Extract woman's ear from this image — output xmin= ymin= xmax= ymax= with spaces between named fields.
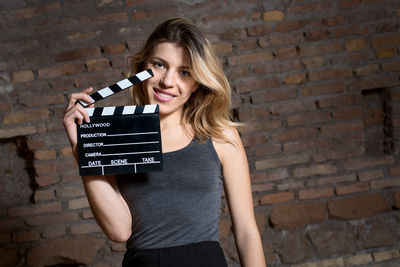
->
xmin=191 ymin=82 xmax=199 ymax=93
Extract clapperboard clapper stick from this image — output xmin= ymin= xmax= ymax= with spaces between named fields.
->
xmin=76 ymin=69 xmax=163 ymax=176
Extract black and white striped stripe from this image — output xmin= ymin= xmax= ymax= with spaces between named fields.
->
xmin=85 ymin=104 xmax=159 ymax=117
xmin=78 ymin=69 xmax=154 ymax=107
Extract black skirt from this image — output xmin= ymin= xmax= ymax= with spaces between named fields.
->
xmin=122 ymin=241 xmax=228 ymax=267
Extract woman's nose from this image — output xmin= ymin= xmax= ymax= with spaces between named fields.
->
xmin=160 ymin=70 xmax=174 ymax=88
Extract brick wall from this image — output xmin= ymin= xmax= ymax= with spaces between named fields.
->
xmin=1 ymin=0 xmax=400 ymax=266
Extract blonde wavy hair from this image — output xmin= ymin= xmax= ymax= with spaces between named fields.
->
xmin=129 ymin=17 xmax=239 ymax=143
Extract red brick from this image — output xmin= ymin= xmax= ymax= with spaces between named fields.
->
xmin=255 ymin=154 xmax=311 ymax=170
xmin=293 ymin=164 xmax=337 ymax=178
xmin=343 ymin=156 xmax=394 ymax=173
xmin=313 ymin=145 xmax=365 ymax=162
xmin=317 ymin=94 xmax=362 ymax=108
xmin=328 ymin=193 xmax=390 ymax=219
xmin=38 ymin=63 xmax=85 ymax=79
xmin=331 ymin=107 xmax=362 ymax=121
xmin=354 ymin=64 xmax=380 ymax=77
xmin=306 ymin=174 xmax=357 ymax=187
xmin=70 ymin=222 xmax=102 ymax=235
xmin=377 ymin=22 xmax=397 ymax=33
xmin=382 ymin=61 xmax=400 ymax=72
xmin=289 ymin=2 xmax=332 ymax=13
xmin=35 ymin=162 xmax=56 ymax=175
xmin=55 ymin=47 xmax=101 ymax=62
xmin=339 ymin=0 xmax=360 ymax=9
xmin=11 ymin=3 xmax=60 ymax=19
xmin=377 ymin=47 xmax=398 ymax=58
xmin=12 ymin=230 xmax=40 ymax=242
xmin=56 ymin=185 xmax=85 ymax=198
xmin=319 ymin=121 xmax=364 ymax=137
xmin=299 ymin=42 xmax=342 ymax=57
xmin=270 ymin=202 xmax=326 ymax=230
xmin=270 ymin=99 xmax=317 ymax=115
xmin=254 ymin=60 xmax=301 ymax=75
xmin=390 ymin=166 xmax=400 ymax=176
xmin=371 ymin=33 xmax=400 ymax=48
xmin=40 ymin=225 xmax=66 ymax=239
xmin=301 ymin=81 xmax=345 ymax=96
xmin=309 ymin=68 xmax=353 ymax=81
xmin=336 ymin=182 xmax=369 ymax=195
xmin=276 ymin=47 xmax=297 ymax=59
xmin=103 ymin=43 xmax=126 ymax=55
xmin=68 ymin=197 xmax=89 ymax=210
xmin=34 ymin=149 xmax=57 ymax=161
xmin=34 ymin=189 xmax=55 ymax=202
xmin=277 ymin=181 xmax=304 ymax=191
xmin=260 ymin=192 xmax=294 ymax=205
xmin=358 ymin=169 xmax=384 ymax=181
xmin=0 ymin=219 xmax=25 ymax=230
xmin=74 ymin=69 xmax=123 ymax=88
xmin=251 ymin=87 xmax=297 ymax=104
xmin=67 ymin=30 xmax=102 ymax=41
xmin=11 ymin=70 xmax=34 ymax=83
xmin=273 ymin=127 xmax=317 ymax=142
xmin=229 ymin=51 xmax=273 ymax=65
xmin=284 ymin=73 xmax=306 ymax=85
xmin=269 ymin=32 xmax=304 ymax=47
xmin=239 ymin=120 xmax=282 ymax=135
xmin=20 ymin=93 xmax=65 ymax=107
xmin=86 ymin=58 xmax=109 ymax=72
xmin=0 ymin=126 xmax=37 ymax=139
xmin=8 ymin=202 xmax=62 ymax=217
xmin=287 ymin=111 xmax=330 ymax=127
xmin=237 ymin=77 xmax=281 ymax=93
xmin=227 ymin=66 xmax=251 ymax=80
xmin=82 ymin=209 xmax=94 ymax=219
xmin=284 ymin=139 xmax=333 ymax=153
xmin=323 ymin=15 xmax=346 ymax=26
xmin=345 ymin=38 xmax=367 ymax=52
xmin=247 ymin=25 xmax=271 ymax=36
xmin=3 ymin=109 xmax=49 ymax=125
xmin=203 ymin=10 xmax=247 ymax=24
xmin=371 ymin=177 xmax=400 ymax=189
xmin=330 ymin=25 xmax=369 ymax=38
xmin=82 ymin=12 xmax=129 ymax=26
xmin=36 ymin=174 xmax=59 ymax=187
xmin=275 ymin=21 xmax=299 ymax=33
xmin=0 ymin=233 xmax=11 ymax=244
xmin=242 ymin=134 xmax=267 ymax=147
xmin=26 ymin=212 xmax=79 ymax=226
xmin=219 ymin=219 xmax=231 ymax=239
xmin=299 ymin=187 xmax=335 ymax=200
xmin=302 ymin=57 xmax=326 ymax=69
xmin=251 ymin=169 xmax=289 ymax=183
xmin=214 ymin=43 xmax=233 ymax=55
xmin=304 ymin=29 xmax=328 ymax=42
xmin=264 ymin=10 xmax=285 ymax=21
xmin=348 ymin=75 xmax=400 ymax=91
xmin=252 ymin=183 xmax=274 ymax=192
xmin=218 ymin=28 xmax=247 ymax=41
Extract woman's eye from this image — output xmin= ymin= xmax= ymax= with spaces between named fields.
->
xmin=153 ymin=62 xmax=164 ymax=69
xmin=180 ymin=70 xmax=190 ymax=77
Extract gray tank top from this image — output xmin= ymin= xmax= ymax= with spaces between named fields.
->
xmin=118 ymin=138 xmax=223 ymax=250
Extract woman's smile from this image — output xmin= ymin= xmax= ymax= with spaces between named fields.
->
xmin=153 ymin=88 xmax=175 ymax=102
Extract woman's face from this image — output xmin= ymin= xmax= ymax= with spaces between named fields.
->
xmin=143 ymin=42 xmax=198 ymax=119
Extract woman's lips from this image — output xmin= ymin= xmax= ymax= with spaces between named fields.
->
xmin=153 ymin=88 xmax=175 ymax=102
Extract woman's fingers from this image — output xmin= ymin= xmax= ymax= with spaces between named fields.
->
xmin=66 ymin=88 xmax=94 ymax=110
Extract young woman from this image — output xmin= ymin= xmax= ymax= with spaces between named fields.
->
xmin=63 ymin=18 xmax=265 ymax=267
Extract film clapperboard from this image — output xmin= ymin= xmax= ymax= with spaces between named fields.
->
xmin=76 ymin=69 xmax=163 ymax=176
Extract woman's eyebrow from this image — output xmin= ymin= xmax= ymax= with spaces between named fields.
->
xmin=150 ymin=56 xmax=190 ymax=69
